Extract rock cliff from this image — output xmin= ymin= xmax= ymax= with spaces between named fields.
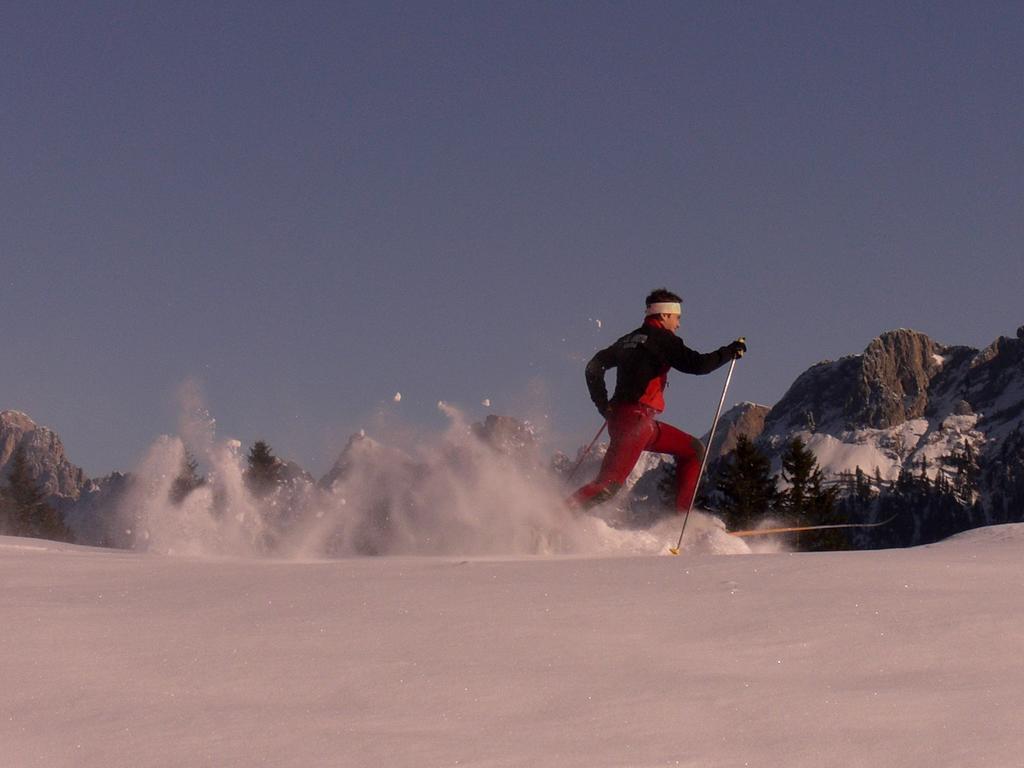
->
xmin=0 ymin=410 xmax=87 ymax=500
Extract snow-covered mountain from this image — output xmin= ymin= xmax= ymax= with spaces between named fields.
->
xmin=713 ymin=327 xmax=1024 ymax=524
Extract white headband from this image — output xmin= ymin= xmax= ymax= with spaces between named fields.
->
xmin=645 ymin=301 xmax=681 ymax=316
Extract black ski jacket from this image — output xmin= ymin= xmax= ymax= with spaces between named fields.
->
xmin=585 ymin=323 xmax=735 ymax=414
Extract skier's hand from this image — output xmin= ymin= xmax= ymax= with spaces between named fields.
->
xmin=597 ymin=402 xmax=612 ymax=418
xmin=728 ymin=338 xmax=747 ymax=359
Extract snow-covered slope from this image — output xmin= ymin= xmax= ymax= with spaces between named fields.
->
xmin=3 ymin=527 xmax=1023 ymax=768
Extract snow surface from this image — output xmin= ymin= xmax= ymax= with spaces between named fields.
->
xmin=4 ymin=526 xmax=1024 ymax=768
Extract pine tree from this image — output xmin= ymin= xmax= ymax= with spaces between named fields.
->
xmin=245 ymin=440 xmax=281 ymax=499
xmin=835 ymin=466 xmax=880 ymax=548
xmin=854 ymin=466 xmax=874 ymax=509
xmin=1 ymin=445 xmax=73 ymax=542
xmin=0 ymin=483 xmax=15 ymax=535
xmin=778 ymin=437 xmax=843 ymax=550
xmin=952 ymin=441 xmax=980 ymax=505
xmin=814 ymin=471 xmax=840 ymax=516
xmin=778 ymin=437 xmax=818 ymax=522
xmin=715 ymin=435 xmax=777 ymax=531
xmin=169 ymin=450 xmax=205 ymax=505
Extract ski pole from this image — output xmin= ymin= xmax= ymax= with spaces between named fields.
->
xmin=669 ymin=351 xmax=740 ymax=555
xmin=567 ymin=421 xmax=607 ymax=480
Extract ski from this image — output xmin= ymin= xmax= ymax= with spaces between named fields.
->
xmin=727 ymin=513 xmax=898 ymax=538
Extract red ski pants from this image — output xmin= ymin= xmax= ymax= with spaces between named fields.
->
xmin=571 ymin=403 xmax=705 ymax=512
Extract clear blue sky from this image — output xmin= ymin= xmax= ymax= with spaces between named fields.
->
xmin=3 ymin=1 xmax=1022 ymax=477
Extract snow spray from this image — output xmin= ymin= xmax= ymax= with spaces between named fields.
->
xmin=113 ymin=396 xmax=749 ymax=558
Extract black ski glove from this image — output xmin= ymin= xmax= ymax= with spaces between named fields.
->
xmin=727 ymin=338 xmax=747 ymax=359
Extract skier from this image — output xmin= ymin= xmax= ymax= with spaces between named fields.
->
xmin=569 ymin=288 xmax=746 ymax=513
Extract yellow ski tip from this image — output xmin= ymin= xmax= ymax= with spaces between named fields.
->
xmin=668 ymin=547 xmax=680 ymax=556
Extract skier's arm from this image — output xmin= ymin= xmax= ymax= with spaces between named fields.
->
xmin=667 ymin=337 xmax=746 ymax=375
xmin=584 ymin=347 xmax=618 ymax=415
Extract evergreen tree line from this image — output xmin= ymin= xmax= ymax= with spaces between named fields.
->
xmin=981 ymin=424 xmax=1024 ymax=526
xmin=167 ymin=439 xmax=293 ymax=551
xmin=0 ymin=445 xmax=74 ymax=542
xmin=836 ymin=443 xmax=986 ymax=548
xmin=709 ymin=435 xmax=992 ymax=550
xmin=0 ymin=439 xmax=285 ymax=546
xmin=5 ymin=430 xmax=1017 ymax=551
xmin=711 ymin=436 xmax=842 ymax=551
xmin=169 ymin=439 xmax=286 ymax=505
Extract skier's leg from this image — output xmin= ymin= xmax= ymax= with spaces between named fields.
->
xmin=648 ymin=421 xmax=705 ymax=512
xmin=570 ymin=406 xmax=655 ymax=509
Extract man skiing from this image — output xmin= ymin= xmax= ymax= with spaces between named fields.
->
xmin=570 ymin=288 xmax=746 ymax=513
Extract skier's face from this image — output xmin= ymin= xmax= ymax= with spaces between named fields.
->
xmin=661 ymin=313 xmax=681 ymax=333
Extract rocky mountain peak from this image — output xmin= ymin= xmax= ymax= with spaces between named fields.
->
xmin=0 ymin=409 xmax=35 ymax=435
xmin=1 ymin=410 xmax=87 ymax=500
xmin=1 ymin=410 xmax=39 ymax=467
xmin=763 ymin=329 xmax=956 ymax=436
xmin=471 ymin=415 xmax=537 ymax=458
xmin=705 ymin=402 xmax=771 ymax=458
xmin=854 ymin=328 xmax=943 ymax=429
xmin=961 ymin=331 xmax=1024 ymax=427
